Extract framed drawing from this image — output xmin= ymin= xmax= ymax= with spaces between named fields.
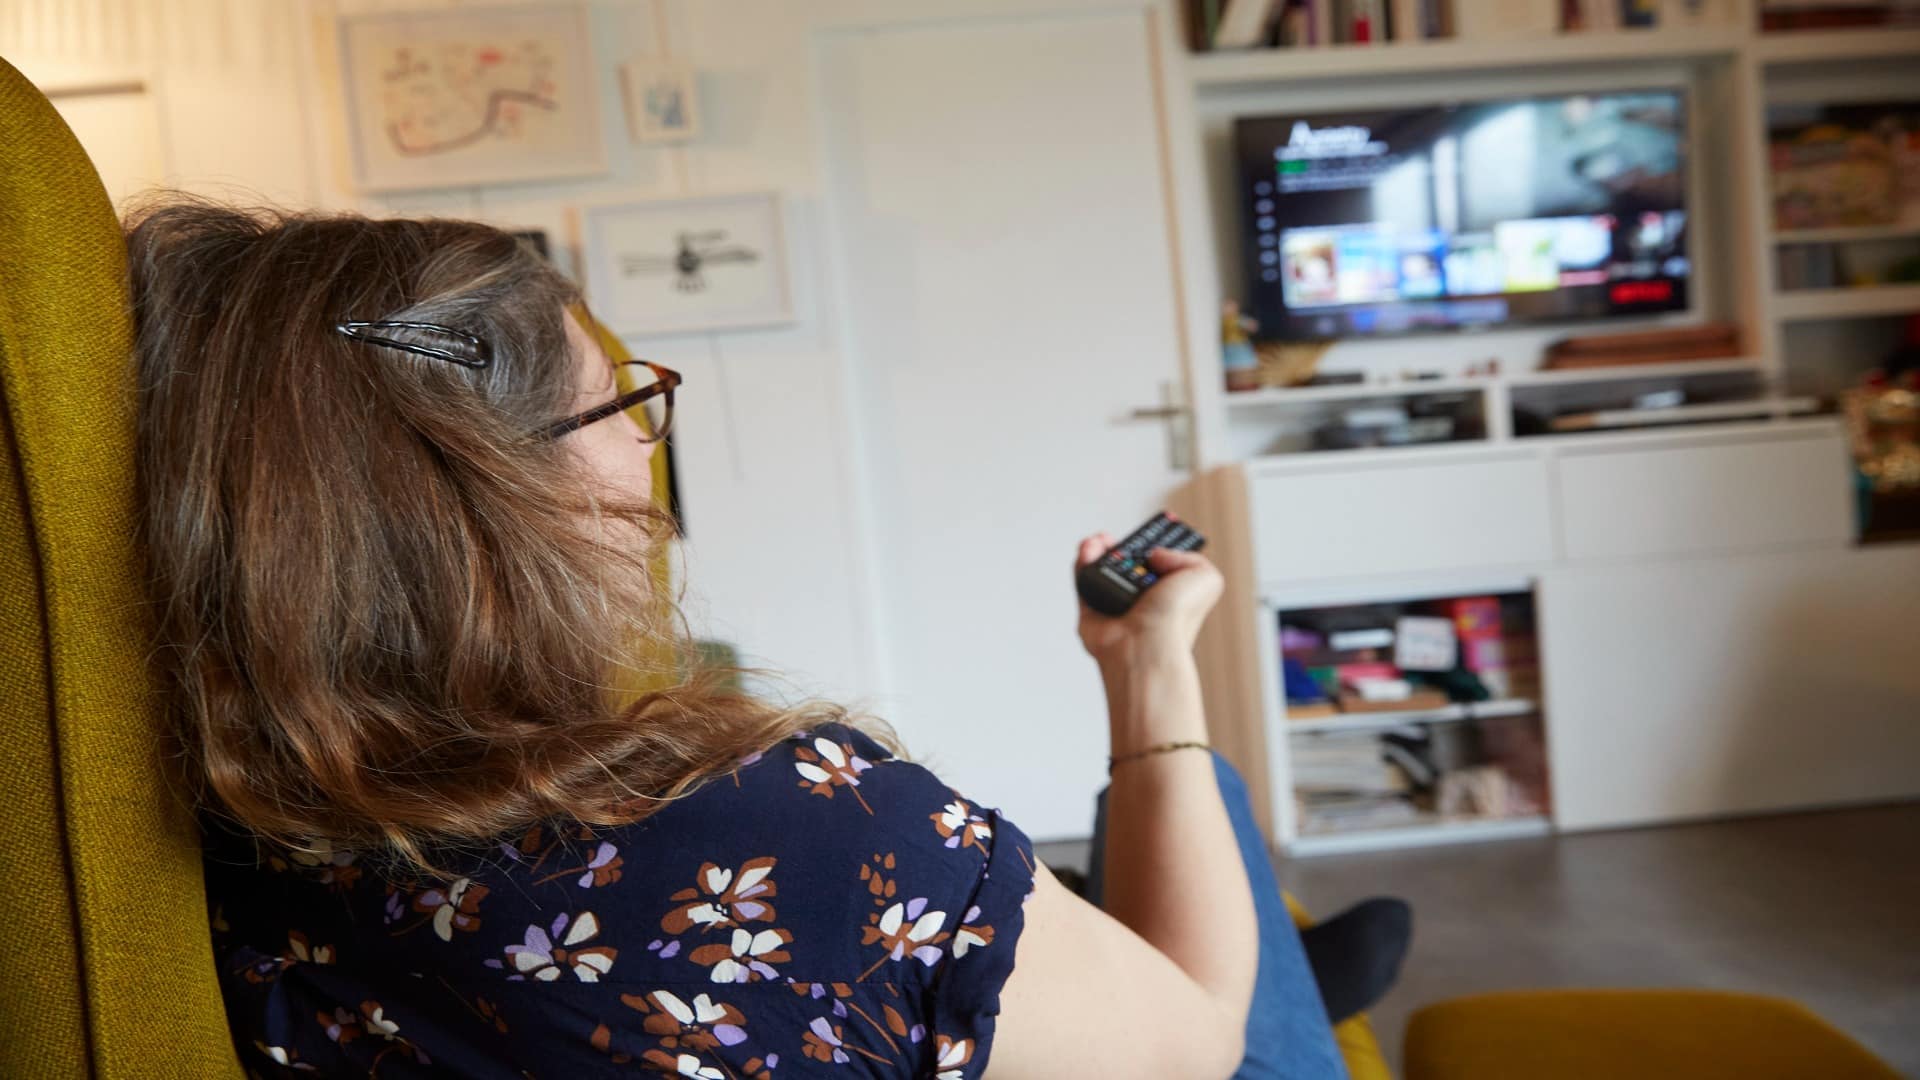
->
xmin=581 ymin=193 xmax=794 ymax=337
xmin=335 ymin=4 xmax=607 ymax=192
xmin=620 ymin=58 xmax=700 ymax=143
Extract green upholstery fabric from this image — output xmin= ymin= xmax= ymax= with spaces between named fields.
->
xmin=1405 ymin=990 xmax=1901 ymax=1080
xmin=0 ymin=57 xmax=243 ymax=1078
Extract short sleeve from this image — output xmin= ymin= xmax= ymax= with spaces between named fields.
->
xmin=793 ymin=724 xmax=1038 ymax=1079
xmin=919 ymin=791 xmax=1037 ymax=1079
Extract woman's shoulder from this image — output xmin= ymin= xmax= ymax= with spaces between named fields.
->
xmin=203 ymin=722 xmax=1039 ymax=1079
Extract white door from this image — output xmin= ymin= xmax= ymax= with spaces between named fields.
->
xmin=817 ymin=8 xmax=1194 ymax=839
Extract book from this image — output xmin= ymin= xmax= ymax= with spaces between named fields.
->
xmin=1391 ymin=0 xmax=1426 ymax=38
xmin=1214 ymin=0 xmax=1286 ymax=46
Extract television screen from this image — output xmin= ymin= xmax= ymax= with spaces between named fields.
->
xmin=1237 ymin=89 xmax=1691 ymax=341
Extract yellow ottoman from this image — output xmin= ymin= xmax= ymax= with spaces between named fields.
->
xmin=1405 ymin=990 xmax=1900 ymax=1080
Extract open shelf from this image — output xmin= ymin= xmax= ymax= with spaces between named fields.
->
xmin=1225 ymin=378 xmax=1486 ymax=408
xmin=1501 ymin=357 xmax=1762 ymax=386
xmin=1775 ymin=284 xmax=1920 ymax=322
xmin=1227 ymin=359 xmax=1764 ymax=410
xmin=1286 ymin=697 xmax=1537 ymax=735
xmin=1291 ymin=813 xmax=1550 ymax=855
xmin=1775 ymin=223 xmax=1920 ymax=246
xmin=1187 ymin=27 xmax=1744 ymax=87
xmin=1753 ymin=27 xmax=1920 ymax=64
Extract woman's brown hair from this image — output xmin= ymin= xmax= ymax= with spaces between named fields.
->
xmin=127 ymin=199 xmax=869 ymax=871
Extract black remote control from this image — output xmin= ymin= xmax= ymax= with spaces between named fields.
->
xmin=1075 ymin=512 xmax=1207 ymax=617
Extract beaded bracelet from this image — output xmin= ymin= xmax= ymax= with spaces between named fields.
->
xmin=1108 ymin=740 xmax=1212 ymax=774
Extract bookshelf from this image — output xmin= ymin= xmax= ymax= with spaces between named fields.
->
xmin=1167 ymin=17 xmax=1920 ymax=853
xmin=1285 ymin=696 xmax=1538 ymax=735
xmin=1775 ymin=284 xmax=1920 ymax=323
xmin=1186 ymin=26 xmax=1745 ymax=86
xmin=1752 ymin=26 xmax=1920 ymax=63
xmin=1291 ymin=814 xmax=1551 ymax=855
xmin=1774 ymin=224 xmax=1920 ymax=246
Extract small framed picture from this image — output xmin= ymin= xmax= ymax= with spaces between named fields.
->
xmin=620 ymin=59 xmax=700 ymax=143
xmin=335 ymin=3 xmax=607 ymax=192
xmin=581 ymin=192 xmax=793 ymax=338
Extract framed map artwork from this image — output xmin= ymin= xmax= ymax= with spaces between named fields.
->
xmin=336 ymin=4 xmax=607 ymax=192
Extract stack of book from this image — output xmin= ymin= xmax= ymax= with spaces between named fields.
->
xmin=1291 ymin=732 xmax=1421 ymax=832
xmin=1184 ymin=0 xmax=1738 ymax=51
xmin=1760 ymin=0 xmax=1920 ymax=31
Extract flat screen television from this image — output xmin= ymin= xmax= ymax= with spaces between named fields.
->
xmin=1236 ymin=89 xmax=1691 ymax=342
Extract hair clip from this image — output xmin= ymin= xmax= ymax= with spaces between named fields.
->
xmin=335 ymin=319 xmax=493 ymax=369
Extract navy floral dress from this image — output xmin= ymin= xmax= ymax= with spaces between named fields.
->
xmin=204 ymin=723 xmax=1036 ymax=1078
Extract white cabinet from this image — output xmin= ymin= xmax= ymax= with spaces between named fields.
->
xmin=1246 ymin=449 xmax=1554 ymax=586
xmin=1555 ymin=428 xmax=1854 ymax=562
xmin=1541 ymin=545 xmax=1920 ymax=831
xmin=1194 ymin=421 xmax=1920 ymax=853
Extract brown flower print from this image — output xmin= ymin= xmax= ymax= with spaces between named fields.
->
xmin=359 ymin=1000 xmax=432 ymax=1070
xmin=793 ymin=735 xmax=875 ymax=813
xmin=931 ymin=799 xmax=993 ymax=853
xmin=801 ymin=1015 xmax=891 ymax=1066
xmin=859 ymin=852 xmax=899 ymax=908
xmin=640 ymin=1049 xmax=726 ymax=1077
xmin=438 ymin=977 xmax=510 ymax=1036
xmin=791 ymin=981 xmax=912 ymax=1057
xmin=662 ymin=857 xmax=778 ymax=935
xmin=620 ymin=990 xmax=750 ymax=1052
xmin=952 ymin=904 xmax=996 ymax=959
xmin=252 ymin=1042 xmax=318 ymax=1072
xmin=688 ymin=927 xmax=792 ymax=984
xmin=319 ymin=1006 xmax=362 ymax=1045
xmin=934 ymin=1033 xmax=975 ymax=1079
xmin=496 ymin=911 xmax=619 ymax=981
xmin=396 ymin=876 xmax=488 ymax=941
xmin=858 ymin=895 xmax=951 ymax=981
xmin=534 ymin=839 xmax=624 ymax=889
xmin=286 ymin=930 xmax=334 ymax=965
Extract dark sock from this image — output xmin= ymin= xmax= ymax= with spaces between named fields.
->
xmin=1298 ymin=896 xmax=1412 ymax=1023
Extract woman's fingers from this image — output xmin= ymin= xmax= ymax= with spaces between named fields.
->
xmin=1144 ymin=547 xmax=1207 ymax=573
xmin=1075 ymin=533 xmax=1119 ymax=570
xmin=1076 ymin=535 xmax=1106 ymax=570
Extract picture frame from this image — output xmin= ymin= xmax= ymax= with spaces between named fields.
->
xmin=580 ymin=192 xmax=794 ymax=337
xmin=335 ymin=3 xmax=607 ymax=192
xmin=620 ymin=58 xmax=701 ymax=144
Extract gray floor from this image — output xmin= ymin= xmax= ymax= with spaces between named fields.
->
xmin=1036 ymin=802 xmax=1920 ymax=1077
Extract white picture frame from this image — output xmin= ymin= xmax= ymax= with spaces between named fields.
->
xmin=581 ymin=193 xmax=794 ymax=337
xmin=335 ymin=4 xmax=607 ymax=192
xmin=620 ymin=58 xmax=700 ymax=144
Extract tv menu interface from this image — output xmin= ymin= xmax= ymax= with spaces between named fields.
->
xmin=1237 ymin=90 xmax=1690 ymax=341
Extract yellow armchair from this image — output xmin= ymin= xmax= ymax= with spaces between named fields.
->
xmin=0 ymin=56 xmax=242 ymax=1078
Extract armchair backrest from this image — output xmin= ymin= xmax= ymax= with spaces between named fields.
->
xmin=0 ymin=56 xmax=241 ymax=1078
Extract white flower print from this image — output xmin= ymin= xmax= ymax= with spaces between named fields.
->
xmin=691 ymin=927 xmax=792 ymax=983
xmin=935 ymin=1035 xmax=974 ymax=1079
xmin=501 ymin=911 xmax=618 ymax=981
xmin=932 ymin=800 xmax=993 ymax=851
xmin=363 ymin=1004 xmax=401 ymax=1039
xmin=663 ymin=1052 xmax=724 ymax=1079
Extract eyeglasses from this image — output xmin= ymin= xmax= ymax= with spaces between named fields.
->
xmin=540 ymin=359 xmax=681 ymax=443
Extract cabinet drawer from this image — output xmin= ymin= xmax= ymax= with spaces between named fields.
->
xmin=1246 ymin=453 xmax=1553 ymax=584
xmin=1556 ymin=430 xmax=1852 ymax=562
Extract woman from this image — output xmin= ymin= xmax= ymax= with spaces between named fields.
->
xmin=129 ymin=201 xmax=1382 ymax=1079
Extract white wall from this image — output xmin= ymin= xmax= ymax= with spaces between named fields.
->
xmin=6 ymin=0 xmax=1177 ymax=839
xmin=5 ymin=0 xmax=879 ymax=701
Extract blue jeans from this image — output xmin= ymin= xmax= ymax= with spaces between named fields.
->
xmin=1087 ymin=753 xmax=1349 ymax=1080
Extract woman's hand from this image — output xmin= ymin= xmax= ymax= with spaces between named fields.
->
xmin=1075 ymin=533 xmax=1224 ymax=667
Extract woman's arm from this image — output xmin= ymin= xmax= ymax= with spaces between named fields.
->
xmin=990 ymin=541 xmax=1257 ymax=1079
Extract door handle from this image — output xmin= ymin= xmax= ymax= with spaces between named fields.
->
xmin=1127 ymin=382 xmax=1193 ymax=471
